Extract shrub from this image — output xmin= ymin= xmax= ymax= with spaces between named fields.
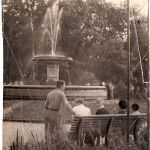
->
xmin=114 ymin=80 xmax=127 ymax=100
xmin=70 ymin=69 xmax=99 ymax=85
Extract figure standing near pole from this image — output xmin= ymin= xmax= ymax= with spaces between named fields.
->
xmin=45 ymin=80 xmax=77 ymax=144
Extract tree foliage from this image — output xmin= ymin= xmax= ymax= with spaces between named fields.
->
xmin=60 ymin=0 xmax=128 ymax=84
xmin=3 ymin=0 xmax=148 ymax=87
xmin=3 ymin=0 xmax=49 ymax=83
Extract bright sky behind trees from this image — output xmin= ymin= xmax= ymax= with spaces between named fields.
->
xmin=106 ymin=0 xmax=148 ymax=16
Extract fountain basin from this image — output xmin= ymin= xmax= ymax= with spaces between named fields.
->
xmin=4 ymin=85 xmax=107 ymax=101
xmin=32 ymin=55 xmax=73 ymax=81
xmin=32 ymin=55 xmax=73 ymax=64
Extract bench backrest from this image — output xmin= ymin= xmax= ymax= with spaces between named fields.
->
xmin=70 ymin=114 xmax=147 ymax=136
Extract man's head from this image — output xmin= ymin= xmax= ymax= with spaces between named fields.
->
xmin=132 ymin=103 xmax=139 ymax=111
xmin=75 ymin=98 xmax=84 ymax=105
xmin=118 ymin=100 xmax=127 ymax=110
xmin=96 ymin=98 xmax=104 ymax=108
xmin=56 ymin=80 xmax=66 ymax=90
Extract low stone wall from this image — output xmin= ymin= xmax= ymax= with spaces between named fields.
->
xmin=4 ymin=85 xmax=107 ymax=101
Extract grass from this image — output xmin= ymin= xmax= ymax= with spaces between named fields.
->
xmin=4 ymin=99 xmax=148 ymax=150
xmin=9 ymin=126 xmax=148 ymax=150
xmin=4 ymin=100 xmax=147 ymax=123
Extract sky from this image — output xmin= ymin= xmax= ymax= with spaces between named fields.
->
xmin=106 ymin=0 xmax=148 ymax=16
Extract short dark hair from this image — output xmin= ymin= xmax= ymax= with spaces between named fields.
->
xmin=75 ymin=98 xmax=84 ymax=104
xmin=56 ymin=80 xmax=65 ymax=88
xmin=132 ymin=103 xmax=139 ymax=111
xmin=119 ymin=100 xmax=127 ymax=109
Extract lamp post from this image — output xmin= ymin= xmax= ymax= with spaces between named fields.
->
xmin=148 ymin=1 xmax=150 ymax=148
xmin=127 ymin=0 xmax=130 ymax=143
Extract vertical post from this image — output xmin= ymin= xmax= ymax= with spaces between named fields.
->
xmin=148 ymin=1 xmax=150 ymax=148
xmin=127 ymin=0 xmax=130 ymax=143
xmin=148 ymin=87 xmax=150 ymax=150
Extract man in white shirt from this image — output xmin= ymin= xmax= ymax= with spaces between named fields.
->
xmin=73 ymin=98 xmax=91 ymax=116
xmin=72 ymin=98 xmax=92 ymax=146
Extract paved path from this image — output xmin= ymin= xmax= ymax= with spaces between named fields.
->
xmin=3 ymin=121 xmax=71 ymax=150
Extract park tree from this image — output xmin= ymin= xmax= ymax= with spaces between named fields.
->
xmin=59 ymin=0 xmax=128 ymax=84
xmin=3 ymin=0 xmax=31 ymax=82
xmin=3 ymin=0 xmax=49 ymax=83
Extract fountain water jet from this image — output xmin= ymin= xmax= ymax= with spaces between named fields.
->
xmin=41 ymin=0 xmax=62 ymax=55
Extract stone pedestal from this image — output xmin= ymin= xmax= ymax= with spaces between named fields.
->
xmin=32 ymin=55 xmax=73 ymax=83
xmin=47 ymin=64 xmax=59 ymax=81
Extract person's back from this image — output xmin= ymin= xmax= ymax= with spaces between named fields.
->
xmin=73 ymin=98 xmax=91 ymax=116
xmin=96 ymin=107 xmax=109 ymax=115
xmin=45 ymin=80 xmax=76 ymax=144
xmin=131 ymin=103 xmax=141 ymax=115
xmin=46 ymin=88 xmax=66 ymax=112
xmin=95 ymin=98 xmax=110 ymax=146
xmin=73 ymin=104 xmax=91 ymax=117
xmin=72 ymin=98 xmax=92 ymax=145
xmin=116 ymin=100 xmax=128 ymax=137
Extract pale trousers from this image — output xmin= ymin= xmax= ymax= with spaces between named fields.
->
xmin=45 ymin=110 xmax=62 ymax=144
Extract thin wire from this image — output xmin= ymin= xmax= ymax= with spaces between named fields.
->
xmin=131 ymin=53 xmax=148 ymax=73
xmin=4 ymin=33 xmax=34 ymax=99
xmin=4 ymin=34 xmax=24 ymax=80
xmin=130 ymin=0 xmax=145 ymax=84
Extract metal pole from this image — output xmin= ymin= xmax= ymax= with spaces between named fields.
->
xmin=148 ymin=0 xmax=150 ymax=148
xmin=127 ymin=0 xmax=130 ymax=143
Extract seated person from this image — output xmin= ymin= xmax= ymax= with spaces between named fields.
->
xmin=117 ymin=100 xmax=127 ymax=114
xmin=96 ymin=98 xmax=109 ymax=114
xmin=94 ymin=98 xmax=110 ymax=146
xmin=116 ymin=100 xmax=129 ymax=137
xmin=131 ymin=103 xmax=141 ymax=115
xmin=71 ymin=98 xmax=92 ymax=145
xmin=73 ymin=98 xmax=91 ymax=116
xmin=131 ymin=103 xmax=146 ymax=145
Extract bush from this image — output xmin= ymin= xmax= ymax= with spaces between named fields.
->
xmin=114 ymin=80 xmax=127 ymax=100
xmin=70 ymin=69 xmax=99 ymax=85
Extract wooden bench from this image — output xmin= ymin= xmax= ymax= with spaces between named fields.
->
xmin=69 ymin=114 xmax=147 ymax=146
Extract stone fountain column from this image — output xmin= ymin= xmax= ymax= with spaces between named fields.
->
xmin=47 ymin=64 xmax=59 ymax=81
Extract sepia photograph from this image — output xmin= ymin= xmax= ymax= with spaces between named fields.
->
xmin=2 ymin=0 xmax=149 ymax=149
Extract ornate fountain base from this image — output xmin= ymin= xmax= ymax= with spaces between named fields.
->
xmin=32 ymin=55 xmax=73 ymax=82
xmin=32 ymin=55 xmax=73 ymax=63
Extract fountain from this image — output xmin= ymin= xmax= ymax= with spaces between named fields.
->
xmin=4 ymin=0 xmax=107 ymax=101
xmin=33 ymin=0 xmax=73 ymax=83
